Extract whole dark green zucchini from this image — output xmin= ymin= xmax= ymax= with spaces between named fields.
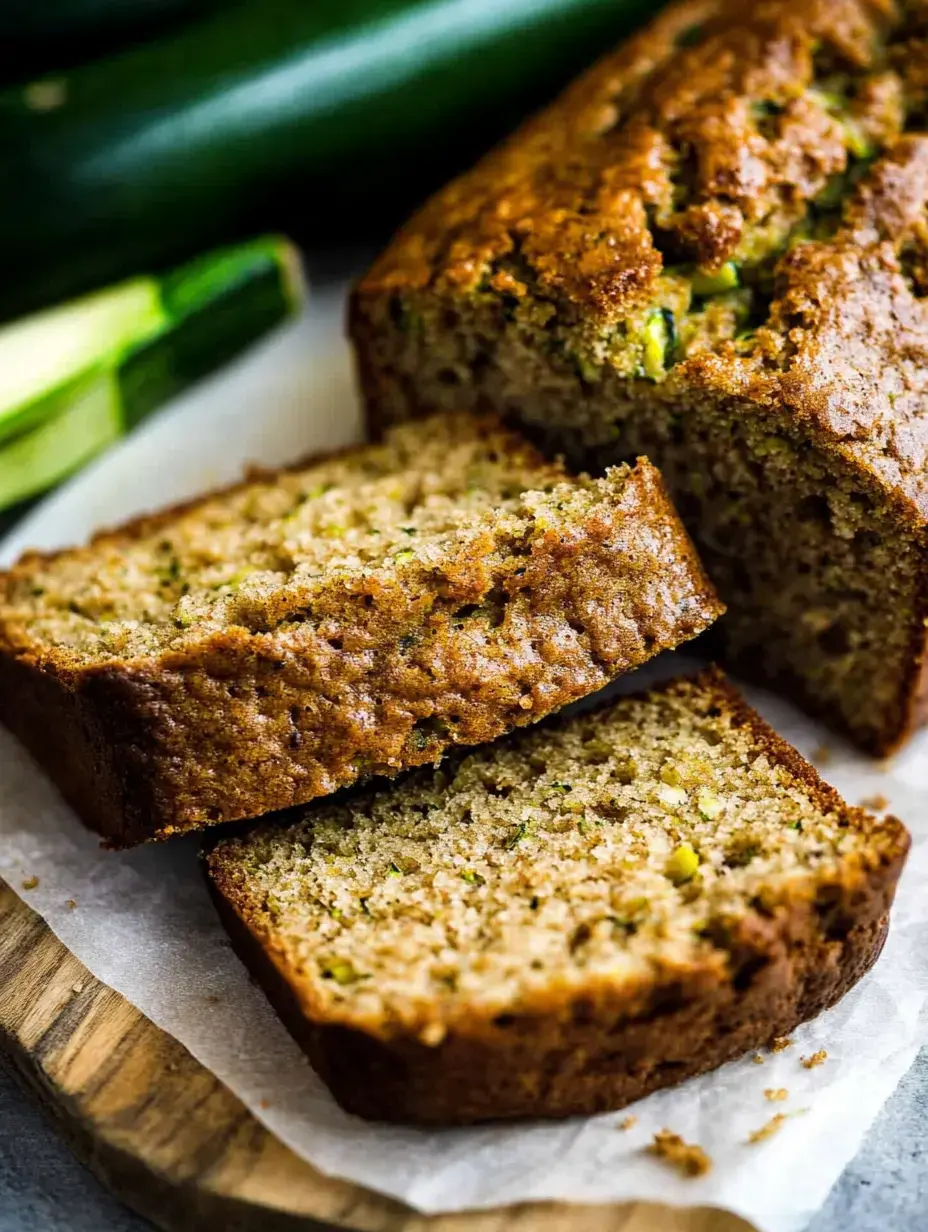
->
xmin=0 ymin=1 xmax=224 ymax=83
xmin=0 ymin=0 xmax=657 ymax=321
xmin=1 ymin=0 xmax=210 ymax=42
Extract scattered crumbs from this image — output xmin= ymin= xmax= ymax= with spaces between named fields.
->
xmin=770 ymin=1036 xmax=793 ymax=1053
xmin=764 ymin=1088 xmax=789 ymax=1102
xmin=204 ymin=994 xmax=221 ymax=1005
xmin=617 ymin=1114 xmax=638 ymax=1131
xmin=71 ymin=981 xmax=84 ymax=994
xmin=258 ymin=1098 xmax=271 ymax=1110
xmin=812 ymin=744 xmax=832 ymax=766
xmin=752 ymin=1053 xmax=765 ymax=1065
xmin=859 ymin=794 xmax=889 ymax=812
xmin=747 ymin=1108 xmax=808 ymax=1145
xmin=646 ymin=1130 xmax=712 ymax=1177
xmin=21 ymin=876 xmax=39 ymax=891
xmin=65 ymin=899 xmax=77 ymax=910
xmin=801 ymin=1050 xmax=827 ymax=1070
xmin=747 ymin=1113 xmax=788 ymax=1145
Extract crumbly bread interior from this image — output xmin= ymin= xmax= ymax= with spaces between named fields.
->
xmin=521 ymin=388 xmax=925 ymax=755
xmin=212 ymin=673 xmax=896 ymax=1034
xmin=3 ymin=414 xmax=612 ymax=664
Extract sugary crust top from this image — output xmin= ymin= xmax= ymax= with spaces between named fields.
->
xmin=359 ymin=0 xmax=928 ymax=521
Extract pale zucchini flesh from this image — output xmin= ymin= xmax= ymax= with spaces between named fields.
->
xmin=0 ymin=280 xmax=165 ymax=446
xmin=0 ymin=236 xmax=305 ymax=514
xmin=0 ymin=370 xmax=122 ymax=510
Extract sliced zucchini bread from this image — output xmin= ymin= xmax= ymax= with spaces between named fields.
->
xmin=352 ymin=0 xmax=928 ymax=755
xmin=208 ymin=669 xmax=908 ymax=1125
xmin=0 ymin=412 xmax=720 ymax=846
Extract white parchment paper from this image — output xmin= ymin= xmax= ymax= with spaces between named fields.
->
xmin=2 ymin=289 xmax=927 ymax=1232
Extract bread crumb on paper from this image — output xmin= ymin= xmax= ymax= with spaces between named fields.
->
xmin=859 ymin=793 xmax=889 ymax=811
xmin=764 ymin=1088 xmax=789 ymax=1102
xmin=747 ymin=1113 xmax=788 ymax=1144
xmin=21 ymin=876 xmax=39 ymax=891
xmin=647 ymin=1130 xmax=712 ymax=1177
xmin=752 ymin=1053 xmax=765 ymax=1065
xmin=617 ymin=1114 xmax=638 ymax=1131
xmin=65 ymin=898 xmax=77 ymax=909
xmin=770 ymin=1036 xmax=793 ymax=1053
xmin=747 ymin=1107 xmax=808 ymax=1144
xmin=801 ymin=1050 xmax=827 ymax=1069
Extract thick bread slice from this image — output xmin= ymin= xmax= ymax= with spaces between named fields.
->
xmin=0 ymin=412 xmax=720 ymax=846
xmin=207 ymin=668 xmax=909 ymax=1125
xmin=352 ymin=0 xmax=928 ymax=756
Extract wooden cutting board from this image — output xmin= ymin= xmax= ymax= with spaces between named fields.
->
xmin=0 ymin=879 xmax=752 ymax=1232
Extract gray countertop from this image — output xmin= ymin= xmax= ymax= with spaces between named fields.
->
xmin=1 ymin=1050 xmax=925 ymax=1232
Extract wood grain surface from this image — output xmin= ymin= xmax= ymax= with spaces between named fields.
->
xmin=0 ymin=880 xmax=753 ymax=1232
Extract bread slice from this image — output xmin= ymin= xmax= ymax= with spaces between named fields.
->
xmin=207 ymin=668 xmax=908 ymax=1125
xmin=0 ymin=412 xmax=720 ymax=846
xmin=351 ymin=0 xmax=928 ymax=755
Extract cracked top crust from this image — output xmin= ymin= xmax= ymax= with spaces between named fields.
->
xmin=358 ymin=0 xmax=928 ymax=522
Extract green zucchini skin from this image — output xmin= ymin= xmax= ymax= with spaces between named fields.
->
xmin=0 ymin=237 xmax=304 ymax=513
xmin=121 ymin=236 xmax=304 ymax=429
xmin=1 ymin=0 xmax=208 ymax=40
xmin=0 ymin=0 xmax=655 ymax=320
xmin=0 ymin=1 xmax=221 ymax=84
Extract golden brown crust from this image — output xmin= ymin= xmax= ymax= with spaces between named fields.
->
xmin=359 ymin=2 xmax=897 ymax=310
xmin=217 ymin=903 xmax=893 ymax=1124
xmin=356 ymin=0 xmax=928 ymax=510
xmin=0 ymin=424 xmax=721 ymax=846
xmin=207 ymin=668 xmax=909 ymax=1124
xmin=914 ymin=656 xmax=928 ymax=728
xmin=359 ymin=1 xmax=894 ymax=314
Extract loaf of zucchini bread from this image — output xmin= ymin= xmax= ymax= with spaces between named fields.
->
xmin=353 ymin=0 xmax=928 ymax=755
xmin=0 ymin=413 xmax=720 ymax=846
xmin=208 ymin=668 xmax=908 ymax=1124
